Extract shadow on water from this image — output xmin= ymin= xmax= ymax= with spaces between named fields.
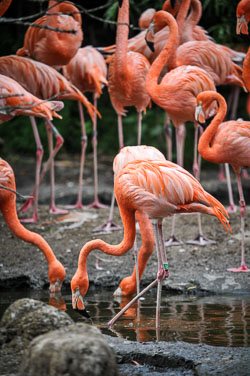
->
xmin=0 ymin=288 xmax=249 ymax=347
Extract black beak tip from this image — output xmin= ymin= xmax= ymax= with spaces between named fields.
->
xmin=118 ymin=0 xmax=123 ymax=8
xmin=146 ymin=40 xmax=155 ymax=53
xmin=74 ymin=308 xmax=90 ymax=318
xmin=170 ymin=0 xmax=176 ymax=9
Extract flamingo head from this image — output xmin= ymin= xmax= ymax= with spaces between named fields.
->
xmin=48 ymin=260 xmax=66 ymax=292
xmin=236 ymin=1 xmax=250 ymax=35
xmin=195 ymin=92 xmax=219 ymax=128
xmin=114 ymin=276 xmax=137 ymax=297
xmin=71 ymin=273 xmax=90 ymax=318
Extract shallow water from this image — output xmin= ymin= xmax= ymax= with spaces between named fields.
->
xmin=0 ymin=288 xmax=250 ymax=347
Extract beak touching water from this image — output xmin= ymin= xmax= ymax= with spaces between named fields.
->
xmin=49 ymin=278 xmax=62 ymax=293
xmin=72 ymin=287 xmax=90 ymax=318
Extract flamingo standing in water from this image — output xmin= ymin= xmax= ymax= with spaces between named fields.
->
xmin=113 ymin=145 xmax=166 ymax=297
xmin=16 ymin=0 xmax=83 ymax=68
xmin=195 ymin=91 xmax=250 ymax=272
xmin=145 ymin=10 xmax=218 ymax=246
xmin=62 ymin=46 xmax=108 ymax=209
xmin=0 ymin=157 xmax=66 ymax=291
xmin=0 ymin=55 xmax=97 ymax=222
xmin=71 ymin=159 xmax=231 ymax=327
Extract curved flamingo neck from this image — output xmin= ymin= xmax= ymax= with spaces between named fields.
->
xmin=198 ymin=93 xmax=227 ymax=162
xmin=0 ymin=198 xmax=56 ymax=264
xmin=187 ymin=0 xmax=202 ymax=28
xmin=76 ymin=204 xmax=136 ymax=290
xmin=146 ymin=11 xmax=179 ymax=91
xmin=115 ymin=0 xmax=129 ymax=77
xmin=175 ymin=0 xmax=191 ymax=40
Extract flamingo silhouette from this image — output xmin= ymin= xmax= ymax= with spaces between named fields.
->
xmin=62 ymin=46 xmax=108 ymax=209
xmin=0 ymin=157 xmax=65 ymax=291
xmin=71 ymin=159 xmax=231 ymax=327
xmin=0 ymin=55 xmax=97 ymax=221
xmin=195 ymin=91 xmax=250 ymax=272
xmin=145 ymin=10 xmax=218 ymax=247
xmin=16 ymin=0 xmax=83 ymax=68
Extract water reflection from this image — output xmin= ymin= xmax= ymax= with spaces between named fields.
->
xmin=0 ymin=289 xmax=249 ymax=347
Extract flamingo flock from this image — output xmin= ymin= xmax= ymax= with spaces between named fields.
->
xmin=0 ymin=0 xmax=249 ymax=329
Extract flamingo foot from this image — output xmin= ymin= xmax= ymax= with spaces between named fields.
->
xmin=227 ymin=264 xmax=250 ymax=272
xmin=63 ymin=202 xmax=87 ymax=210
xmin=226 ymin=204 xmax=237 ymax=214
xmin=49 ymin=206 xmax=68 ymax=215
xmin=92 ymin=220 xmax=121 ymax=234
xmin=87 ymin=199 xmax=108 ymax=209
xmin=20 ymin=214 xmax=39 ymax=223
xmin=186 ymin=234 xmax=216 ymax=246
xmin=18 ymin=197 xmax=34 ymax=213
xmin=242 ymin=169 xmax=250 ymax=180
xmin=165 ymin=235 xmax=184 ymax=247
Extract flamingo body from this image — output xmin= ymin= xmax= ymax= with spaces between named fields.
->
xmin=16 ymin=1 xmax=83 ymax=68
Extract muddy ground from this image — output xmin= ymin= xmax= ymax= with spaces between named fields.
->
xmin=1 ymin=153 xmax=250 ymax=294
xmin=0 ymin=154 xmax=250 ymax=376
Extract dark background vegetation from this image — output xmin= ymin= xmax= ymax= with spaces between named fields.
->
xmin=0 ymin=0 xmax=249 ymax=170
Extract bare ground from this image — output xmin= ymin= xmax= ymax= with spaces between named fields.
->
xmin=0 ymin=153 xmax=250 ymax=295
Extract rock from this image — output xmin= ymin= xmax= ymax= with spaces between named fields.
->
xmin=19 ymin=323 xmax=118 ymax=376
xmin=0 ymin=298 xmax=73 ymax=350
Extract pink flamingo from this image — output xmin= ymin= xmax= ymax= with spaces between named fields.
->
xmin=0 ymin=157 xmax=65 ymax=291
xmin=0 ymin=55 xmax=97 ymax=221
xmin=62 ymin=46 xmax=108 ymax=209
xmin=195 ymin=91 xmax=250 ymax=272
xmin=71 ymin=159 xmax=231 ymax=327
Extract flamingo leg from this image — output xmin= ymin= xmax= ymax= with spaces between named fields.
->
xmin=225 ymin=163 xmax=237 ymax=213
xmin=45 ymin=120 xmax=68 ymax=215
xmin=19 ymin=116 xmax=43 ymax=223
xmin=92 ymin=190 xmax=121 ymax=233
xmin=187 ymin=126 xmax=216 ymax=246
xmin=93 ymin=113 xmax=124 ymax=232
xmin=88 ymin=95 xmax=107 ymax=209
xmin=133 ymin=234 xmax=140 ymax=296
xmin=164 ymin=112 xmax=172 ymax=161
xmin=65 ymin=101 xmax=88 ymax=209
xmin=165 ymin=123 xmax=185 ymax=246
xmin=227 ymin=172 xmax=249 ymax=272
xmin=137 ymin=110 xmax=142 ymax=146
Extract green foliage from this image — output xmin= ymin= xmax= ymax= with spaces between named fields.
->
xmin=0 ymin=0 xmax=248 ymax=171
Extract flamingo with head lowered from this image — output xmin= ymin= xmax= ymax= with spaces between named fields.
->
xmin=71 ymin=158 xmax=231 ymax=328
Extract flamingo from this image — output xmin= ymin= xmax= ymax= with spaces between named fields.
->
xmin=0 ymin=0 xmax=11 ymax=16
xmin=195 ymin=91 xmax=250 ymax=272
xmin=113 ymin=145 xmax=166 ymax=297
xmin=94 ymin=0 xmax=151 ymax=233
xmin=62 ymin=46 xmax=108 ymax=209
xmin=0 ymin=55 xmax=97 ymax=222
xmin=236 ymin=0 xmax=250 ymax=36
xmin=0 ymin=157 xmax=66 ymax=291
xmin=71 ymin=159 xmax=231 ymax=327
xmin=16 ymin=0 xmax=83 ymax=68
xmin=145 ymin=10 xmax=218 ymax=247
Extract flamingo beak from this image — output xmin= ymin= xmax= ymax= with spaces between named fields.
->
xmin=113 ymin=286 xmax=122 ymax=297
xmin=170 ymin=0 xmax=176 ymax=9
xmin=49 ymin=278 xmax=62 ymax=293
xmin=195 ymin=103 xmax=205 ymax=126
xmin=118 ymin=0 xmax=123 ymax=8
xmin=236 ymin=15 xmax=248 ymax=35
xmin=145 ymin=21 xmax=155 ymax=52
xmin=72 ymin=287 xmax=90 ymax=318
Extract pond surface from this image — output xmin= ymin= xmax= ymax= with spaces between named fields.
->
xmin=0 ymin=288 xmax=250 ymax=347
